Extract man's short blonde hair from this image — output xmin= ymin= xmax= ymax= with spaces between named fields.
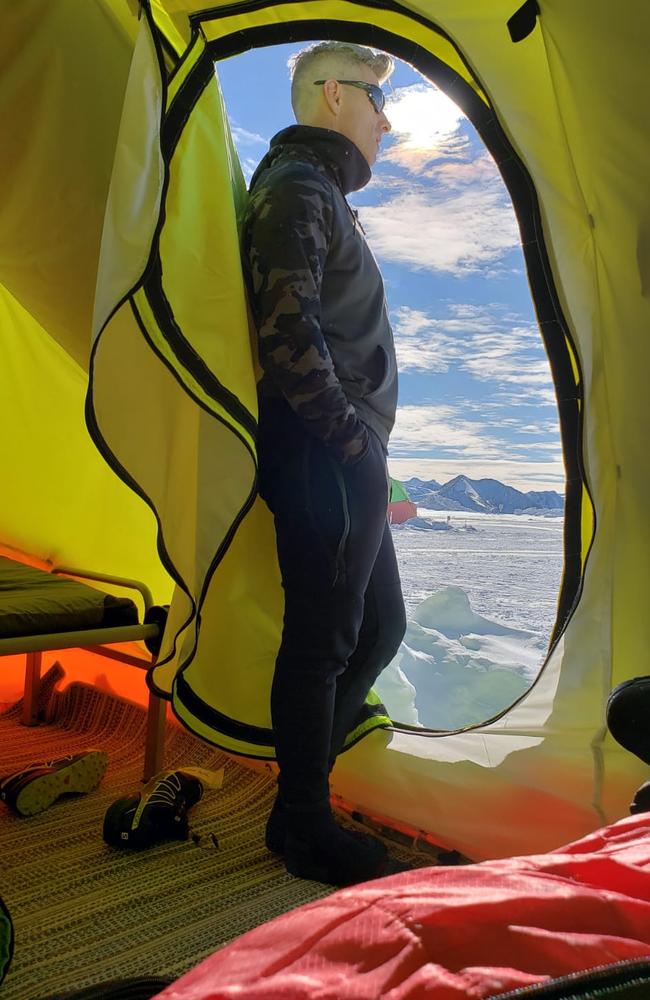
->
xmin=288 ymin=41 xmax=394 ymax=121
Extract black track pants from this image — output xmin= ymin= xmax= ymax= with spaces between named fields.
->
xmin=257 ymin=399 xmax=406 ymax=809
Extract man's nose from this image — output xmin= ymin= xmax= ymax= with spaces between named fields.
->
xmin=379 ymin=111 xmax=391 ymax=133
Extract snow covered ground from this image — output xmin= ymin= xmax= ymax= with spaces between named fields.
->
xmin=374 ymin=510 xmax=564 ymax=729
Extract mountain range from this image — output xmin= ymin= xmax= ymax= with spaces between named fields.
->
xmin=402 ymin=475 xmax=564 ymax=515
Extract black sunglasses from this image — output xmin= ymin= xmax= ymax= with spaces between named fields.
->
xmin=313 ymin=79 xmax=386 ymax=114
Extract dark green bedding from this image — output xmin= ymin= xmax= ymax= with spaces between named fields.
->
xmin=0 ymin=558 xmax=138 ymax=639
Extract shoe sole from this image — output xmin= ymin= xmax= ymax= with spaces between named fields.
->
xmin=268 ymin=825 xmax=384 ymax=857
xmin=265 ymin=830 xmax=284 ymax=855
xmin=14 ymin=750 xmax=109 ymax=817
xmin=285 ymin=853 xmax=398 ymax=886
xmin=284 ymin=831 xmax=390 ymax=886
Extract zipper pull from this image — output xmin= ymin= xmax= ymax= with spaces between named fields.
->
xmin=350 ymin=206 xmax=366 ymax=236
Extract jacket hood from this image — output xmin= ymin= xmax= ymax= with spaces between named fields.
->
xmin=248 ymin=125 xmax=372 ymax=196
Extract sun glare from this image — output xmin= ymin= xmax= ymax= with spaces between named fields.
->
xmin=386 ymin=84 xmax=465 ymax=150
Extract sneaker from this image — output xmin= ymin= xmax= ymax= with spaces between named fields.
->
xmin=103 ymin=770 xmax=203 ymax=849
xmin=0 ymin=750 xmax=108 ymax=817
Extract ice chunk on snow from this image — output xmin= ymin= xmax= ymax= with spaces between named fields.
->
xmin=375 ymin=586 xmax=546 ymax=731
xmin=374 ymin=650 xmax=419 ymax=726
xmin=412 ymin=586 xmax=535 ymax=639
xmin=391 ymin=516 xmax=452 ymax=531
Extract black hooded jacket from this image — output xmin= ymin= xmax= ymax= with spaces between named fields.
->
xmin=242 ymin=124 xmax=397 ymax=465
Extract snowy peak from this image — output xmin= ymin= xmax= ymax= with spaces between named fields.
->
xmin=402 ymin=477 xmax=441 ymax=503
xmin=401 ymin=475 xmax=563 ymax=515
xmin=437 ymin=476 xmax=491 ymax=512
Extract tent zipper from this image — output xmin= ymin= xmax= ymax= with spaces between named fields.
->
xmin=489 ymin=956 xmax=650 ymax=998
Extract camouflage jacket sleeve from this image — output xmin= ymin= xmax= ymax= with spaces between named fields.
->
xmin=244 ymin=164 xmax=370 ymax=466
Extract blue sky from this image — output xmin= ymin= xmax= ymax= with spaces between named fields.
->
xmin=217 ymin=44 xmax=563 ymax=493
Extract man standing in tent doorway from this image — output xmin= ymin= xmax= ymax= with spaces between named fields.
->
xmin=242 ymin=41 xmax=406 ymax=886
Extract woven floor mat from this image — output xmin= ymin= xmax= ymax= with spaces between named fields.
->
xmin=0 ymin=670 xmax=337 ymax=999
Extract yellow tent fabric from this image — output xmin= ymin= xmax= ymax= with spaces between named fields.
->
xmin=0 ymin=2 xmax=169 ymax=594
xmin=1 ymin=0 xmax=649 ymax=860
xmin=89 ymin=8 xmax=393 ymax=757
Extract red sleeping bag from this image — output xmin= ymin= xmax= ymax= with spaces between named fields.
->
xmin=155 ymin=814 xmax=650 ymax=999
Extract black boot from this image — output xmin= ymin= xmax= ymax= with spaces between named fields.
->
xmin=631 ymin=781 xmax=650 ymax=814
xmin=282 ymin=801 xmax=407 ymax=887
xmin=265 ymin=792 xmax=401 ymax=867
xmin=266 ymin=740 xmax=360 ymax=855
xmin=265 ymin=793 xmax=285 ymax=854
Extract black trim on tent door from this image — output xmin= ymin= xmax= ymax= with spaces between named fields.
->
xmin=142 ymin=258 xmax=258 ymax=441
xmin=160 ymin=31 xmax=182 ymax=70
xmin=137 ymin=3 xmax=592 ymax=743
xmin=84 ymin=5 xmax=259 ymax=702
xmin=141 ymin=26 xmax=263 ymax=704
xmin=175 ymin=673 xmax=276 ymax=747
xmin=161 ymin=48 xmax=215 ymax=161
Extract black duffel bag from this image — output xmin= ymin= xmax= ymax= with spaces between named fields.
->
xmin=607 ymin=675 xmax=650 ymax=813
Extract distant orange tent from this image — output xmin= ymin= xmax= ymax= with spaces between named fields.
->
xmin=388 ymin=479 xmax=417 ymax=525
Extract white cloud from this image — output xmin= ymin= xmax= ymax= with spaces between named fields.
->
xmin=228 ymin=122 xmax=267 ymax=184
xmin=516 ymin=441 xmax=563 ymax=453
xmin=361 ymin=185 xmax=519 ymax=276
xmin=499 ymin=387 xmax=558 ymax=408
xmin=383 ymin=84 xmax=469 ymax=174
xmin=240 ymin=157 xmax=259 ymax=185
xmin=364 ymin=88 xmax=521 ymax=277
xmin=510 ymin=421 xmax=558 ymax=435
xmin=390 ymin=404 xmax=507 ymax=459
xmin=389 ymin=401 xmax=561 ymax=465
xmin=391 ymin=303 xmax=554 ymax=395
xmin=392 ymin=306 xmax=436 ymax=338
xmin=463 ymin=351 xmax=552 ymax=388
xmin=448 ymin=303 xmax=491 ymax=320
xmin=391 ymin=306 xmax=460 ymax=373
xmin=424 ymin=153 xmax=501 ymax=189
xmin=230 ymin=124 xmax=267 ymax=147
xmin=385 ymin=300 xmax=562 ymax=474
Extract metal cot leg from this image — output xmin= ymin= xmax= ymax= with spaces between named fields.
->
xmin=22 ymin=650 xmax=42 ymax=726
xmin=143 ymin=691 xmax=166 ymax=781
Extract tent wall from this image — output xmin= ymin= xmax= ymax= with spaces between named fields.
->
xmin=0 ymin=286 xmax=168 ymax=598
xmin=0 ymin=2 xmax=172 ymax=706
xmin=2 ymin=0 xmax=650 ymax=858
xmin=0 ymin=1 xmax=135 ymax=370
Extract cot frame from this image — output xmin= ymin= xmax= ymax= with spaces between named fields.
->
xmin=0 ymin=564 xmax=167 ymax=781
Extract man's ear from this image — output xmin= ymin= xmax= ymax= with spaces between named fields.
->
xmin=322 ymin=79 xmax=342 ymax=118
